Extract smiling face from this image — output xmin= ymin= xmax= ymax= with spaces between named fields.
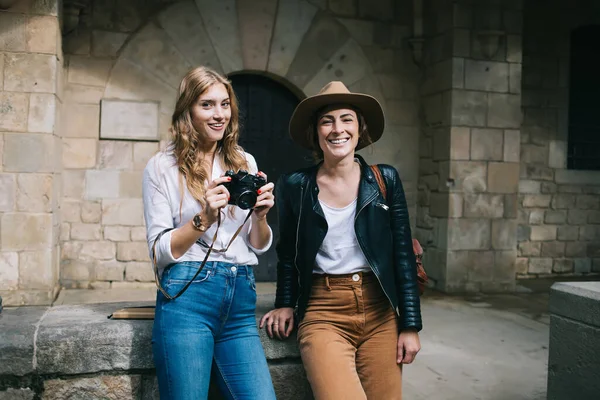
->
xmin=316 ymin=105 xmax=360 ymax=161
xmin=190 ymin=83 xmax=231 ymax=144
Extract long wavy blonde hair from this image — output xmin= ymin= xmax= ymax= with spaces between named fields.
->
xmin=170 ymin=66 xmax=248 ymax=215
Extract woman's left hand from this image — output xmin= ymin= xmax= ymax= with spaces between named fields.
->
xmin=253 ymin=172 xmax=275 ymax=220
xmin=397 ymin=329 xmax=421 ymax=364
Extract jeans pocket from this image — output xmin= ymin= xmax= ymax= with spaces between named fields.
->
xmin=247 ymin=268 xmax=257 ymax=291
xmin=166 ymin=262 xmax=212 ymax=286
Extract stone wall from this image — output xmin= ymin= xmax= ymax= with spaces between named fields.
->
xmin=0 ymin=0 xmax=63 ymax=305
xmin=518 ymin=0 xmax=600 ymax=278
xmin=54 ymin=0 xmax=422 ymax=292
xmin=417 ymin=0 xmax=523 ymax=292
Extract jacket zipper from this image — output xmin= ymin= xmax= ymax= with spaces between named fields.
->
xmin=355 ymin=192 xmax=399 ymax=317
xmin=293 ymin=185 xmax=304 ymax=309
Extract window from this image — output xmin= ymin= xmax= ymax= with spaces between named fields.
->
xmin=567 ymin=25 xmax=600 ymax=170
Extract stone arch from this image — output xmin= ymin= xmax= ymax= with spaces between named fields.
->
xmin=103 ymin=0 xmax=388 ymax=141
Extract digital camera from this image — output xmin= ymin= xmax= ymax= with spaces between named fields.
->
xmin=222 ymin=170 xmax=267 ymax=210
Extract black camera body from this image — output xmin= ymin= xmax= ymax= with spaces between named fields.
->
xmin=222 ymin=170 xmax=267 ymax=210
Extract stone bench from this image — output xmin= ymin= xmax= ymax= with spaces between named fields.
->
xmin=0 ymin=295 xmax=312 ymax=400
xmin=547 ymin=282 xmax=600 ymax=400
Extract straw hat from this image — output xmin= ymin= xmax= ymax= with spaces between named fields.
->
xmin=289 ymin=81 xmax=385 ymax=151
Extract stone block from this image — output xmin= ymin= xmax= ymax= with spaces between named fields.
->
xmin=470 ymin=128 xmax=503 ymax=161
xmin=503 ymin=129 xmax=520 ymax=162
xmin=0 ymin=251 xmax=19 ymax=290
xmin=61 ymin=241 xmax=82 ymax=261
xmin=558 ymin=185 xmax=582 ymax=194
xmin=447 ymin=219 xmax=491 ymax=250
xmin=553 ymin=259 xmax=573 ymax=273
xmin=1 ymin=213 xmax=52 ymax=251
xmin=64 ymin=83 xmax=104 ymax=104
xmin=18 ymin=250 xmax=53 ymax=290
xmin=557 ymin=226 xmax=579 ymax=241
xmin=444 ymin=161 xmax=487 ymax=193
xmin=100 ymin=100 xmax=159 ymax=142
xmin=518 ymin=180 xmax=541 ymax=194
xmin=62 ymin=170 xmax=85 ymax=199
xmin=133 ymin=142 xmax=159 ymax=170
xmin=523 ymin=165 xmax=554 ymax=181
xmin=60 ymin=258 xmax=94 ymax=281
xmin=85 ymin=170 xmax=120 ymax=199
xmin=518 ymin=241 xmax=541 ymax=257
xmin=0 ymin=174 xmax=16 ymax=212
xmin=509 ymin=63 xmax=522 ymax=94
xmin=125 ymin=261 xmax=154 ymax=281
xmin=70 ymin=223 xmax=102 ymax=241
xmin=80 ymin=241 xmax=116 ymax=261
xmin=589 ymin=244 xmax=600 ymax=257
xmin=522 ymin=194 xmax=551 ymax=208
xmin=117 ymin=242 xmax=149 ymax=262
xmin=555 ymin=169 xmax=600 ymax=185
xmin=574 ymin=259 xmax=592 ymax=273
xmin=448 ymin=128 xmax=470 ymax=161
xmin=566 ymin=242 xmax=587 ymax=258
xmin=236 ymin=0 xmax=278 ymax=70
xmin=463 ymin=194 xmax=504 ymax=218
xmin=4 ymin=53 xmax=56 ymax=93
xmin=97 ymin=141 xmax=133 ymax=171
xmin=506 ymin=35 xmax=522 ymax=63
xmin=580 ymin=226 xmax=600 ymax=242
xmin=530 ymin=225 xmax=557 ymax=241
xmin=541 ymin=241 xmax=565 ymax=258
xmin=464 ymin=60 xmax=509 ymax=92
xmin=528 ymin=258 xmax=552 ymax=274
xmin=130 ymin=227 xmax=146 ymax=242
xmin=488 ymin=162 xmax=519 ymax=194
xmin=43 ymin=375 xmax=142 ymax=400
xmin=16 ymin=173 xmax=53 ymax=213
xmin=0 ymin=13 xmax=27 ymax=52
xmin=545 ymin=210 xmax=566 ymax=224
xmin=504 ymin=194 xmax=518 ymax=218
xmin=492 ymin=219 xmax=517 ymax=250
xmin=552 ymin=194 xmax=576 ymax=209
xmin=576 ymin=195 xmax=599 ymax=210
xmin=515 ymin=257 xmax=528 ymax=274
xmin=521 ymin=144 xmax=547 ymax=165
xmin=78 ymin=202 xmax=101 ymax=224
xmin=0 ymin=92 xmax=29 ymax=132
xmin=64 ymin=104 xmax=100 ymax=138
xmin=0 ymin=388 xmax=35 ymax=399
xmin=91 ymin=30 xmax=128 ymax=57
xmin=28 ymin=93 xmax=56 ymax=133
xmin=548 ymin=140 xmax=566 ymax=169
xmin=26 ymin=15 xmax=58 ymax=54
xmin=62 ymin=138 xmax=97 ymax=169
xmin=541 ymin=182 xmax=557 ymax=194
xmin=67 ymin=56 xmax=112 ymax=87
xmin=94 ymin=260 xmax=125 ymax=281
xmin=589 ymin=211 xmax=600 ymax=224
xmin=529 ymin=209 xmax=544 ymax=225
xmin=487 ymin=93 xmax=521 ymax=128
xmin=104 ymin=226 xmax=131 ymax=242
xmin=451 ymin=90 xmax=487 ymax=127
xmin=102 ymin=199 xmax=144 ymax=226
xmin=60 ymin=223 xmax=70 ymax=241
xmin=61 ymin=200 xmax=81 ymax=223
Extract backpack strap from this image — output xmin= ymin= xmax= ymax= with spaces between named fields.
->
xmin=370 ymin=164 xmax=387 ymax=200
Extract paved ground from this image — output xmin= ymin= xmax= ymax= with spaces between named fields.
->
xmin=44 ymin=280 xmax=563 ymax=400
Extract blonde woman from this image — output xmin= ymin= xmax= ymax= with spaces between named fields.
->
xmin=143 ymin=66 xmax=276 ymax=400
xmin=261 ymin=82 xmax=422 ymax=399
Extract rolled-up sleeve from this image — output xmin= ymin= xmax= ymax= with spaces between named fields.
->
xmin=142 ymin=157 xmax=184 ymax=273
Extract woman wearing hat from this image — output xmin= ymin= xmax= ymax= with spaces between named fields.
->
xmin=260 ymin=81 xmax=422 ymax=399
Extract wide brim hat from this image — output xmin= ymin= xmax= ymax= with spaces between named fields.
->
xmin=289 ymin=81 xmax=385 ymax=151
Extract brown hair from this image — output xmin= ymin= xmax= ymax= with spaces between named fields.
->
xmin=306 ymin=106 xmax=372 ymax=160
xmin=170 ymin=66 xmax=247 ymax=216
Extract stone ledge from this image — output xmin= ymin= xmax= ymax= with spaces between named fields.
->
xmin=554 ymin=169 xmax=600 ymax=186
xmin=548 ymin=282 xmax=600 ymax=327
xmin=0 ymin=294 xmax=300 ymax=376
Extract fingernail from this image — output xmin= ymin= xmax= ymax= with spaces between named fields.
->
xmin=257 ymin=189 xmax=262 ymax=194
xmin=227 ymin=177 xmax=232 ymax=181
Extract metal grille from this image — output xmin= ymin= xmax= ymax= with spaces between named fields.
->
xmin=568 ymin=25 xmax=600 ymax=171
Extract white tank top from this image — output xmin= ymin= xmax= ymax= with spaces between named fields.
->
xmin=313 ymin=198 xmax=370 ymax=275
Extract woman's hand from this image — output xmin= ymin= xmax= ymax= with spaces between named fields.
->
xmin=253 ymin=172 xmax=275 ymax=220
xmin=202 ymin=176 xmax=232 ymax=226
xmin=260 ymin=308 xmax=294 ymax=340
xmin=397 ymin=329 xmax=421 ymax=364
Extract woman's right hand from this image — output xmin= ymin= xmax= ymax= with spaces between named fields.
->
xmin=202 ymin=176 xmax=232 ymax=226
xmin=260 ymin=308 xmax=294 ymax=339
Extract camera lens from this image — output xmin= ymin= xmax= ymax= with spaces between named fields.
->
xmin=235 ymin=190 xmax=258 ymax=210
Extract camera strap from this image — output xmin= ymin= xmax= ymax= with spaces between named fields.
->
xmin=151 ymin=209 xmax=254 ymax=300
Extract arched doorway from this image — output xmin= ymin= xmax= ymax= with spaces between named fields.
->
xmin=230 ymin=73 xmax=312 ymax=281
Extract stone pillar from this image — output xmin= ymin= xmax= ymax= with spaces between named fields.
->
xmin=418 ymin=0 xmax=523 ymax=292
xmin=0 ymin=0 xmax=63 ymax=305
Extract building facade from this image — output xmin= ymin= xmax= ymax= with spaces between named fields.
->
xmin=0 ymin=0 xmax=598 ymax=305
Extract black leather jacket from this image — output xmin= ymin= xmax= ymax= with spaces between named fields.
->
xmin=274 ymin=155 xmax=422 ymax=332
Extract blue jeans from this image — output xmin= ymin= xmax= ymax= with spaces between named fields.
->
xmin=152 ymin=261 xmax=276 ymax=400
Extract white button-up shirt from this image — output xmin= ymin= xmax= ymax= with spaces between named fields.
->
xmin=142 ymin=149 xmax=272 ymax=277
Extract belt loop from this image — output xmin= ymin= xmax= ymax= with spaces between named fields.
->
xmin=325 ymin=275 xmax=332 ymax=291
